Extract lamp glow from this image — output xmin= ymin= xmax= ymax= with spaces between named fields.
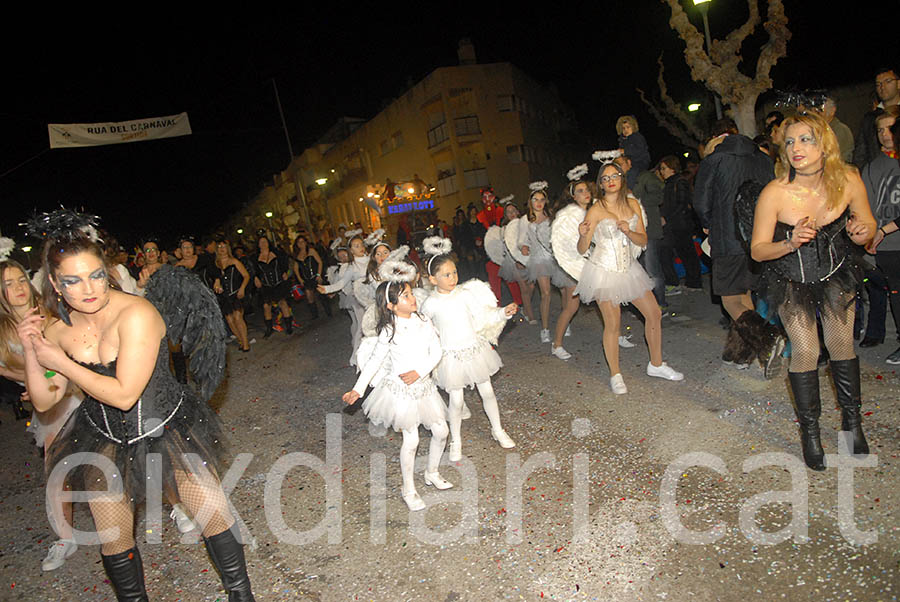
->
xmin=315 ymin=178 xmax=328 ymax=185
xmin=236 ymin=228 xmax=244 ymax=234
xmin=688 ymin=103 xmax=701 ymax=112
xmin=22 ymin=246 xmax=32 ymax=252
xmin=265 ymin=211 xmax=273 ymax=218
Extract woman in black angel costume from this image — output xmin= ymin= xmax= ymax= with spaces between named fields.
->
xmin=749 ymin=112 xmax=876 ymax=471
xmin=18 ymin=210 xmax=255 ymax=600
xmin=253 ymin=234 xmax=294 ymax=337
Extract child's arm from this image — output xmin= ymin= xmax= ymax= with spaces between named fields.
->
xmin=410 ymin=321 xmax=443 ymax=381
xmin=345 ymin=332 xmax=390 ymax=402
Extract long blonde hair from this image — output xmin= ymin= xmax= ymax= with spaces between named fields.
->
xmin=0 ymin=260 xmax=40 ymax=372
xmin=776 ymin=112 xmax=853 ymax=211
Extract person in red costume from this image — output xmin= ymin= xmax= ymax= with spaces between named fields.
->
xmin=476 ymin=188 xmax=505 ymax=230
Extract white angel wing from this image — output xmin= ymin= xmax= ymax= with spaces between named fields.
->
xmin=504 ymin=216 xmax=529 ymax=265
xmin=459 ymin=279 xmax=507 ymax=345
xmin=326 ymin=265 xmax=341 ymax=285
xmin=412 ymin=286 xmax=430 ymax=309
xmin=551 ymin=204 xmax=588 ymax=281
xmin=360 ymin=304 xmax=379 ymax=337
xmin=355 ymin=335 xmax=391 ymax=386
xmin=484 ymin=225 xmax=507 ymax=265
xmin=353 ymin=279 xmax=376 ymax=308
xmin=627 ymin=194 xmax=649 ymax=259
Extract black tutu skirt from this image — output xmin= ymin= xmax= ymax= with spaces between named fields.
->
xmin=45 ymin=347 xmax=228 ymax=505
xmin=259 ymin=280 xmax=291 ymax=304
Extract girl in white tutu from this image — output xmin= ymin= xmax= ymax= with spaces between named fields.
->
xmin=343 ymin=264 xmax=452 ymax=512
xmin=517 ymin=182 xmax=570 ymax=343
xmin=318 ymin=230 xmax=368 ymax=365
xmin=353 ymin=229 xmax=390 ymax=309
xmin=576 ymin=160 xmax=683 ymax=394
xmin=419 ymin=237 xmax=517 ymax=462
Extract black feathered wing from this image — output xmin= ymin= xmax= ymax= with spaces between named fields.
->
xmin=734 ymin=179 xmax=766 ymax=248
xmin=144 ymin=265 xmax=226 ymax=401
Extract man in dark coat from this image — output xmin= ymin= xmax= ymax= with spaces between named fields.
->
xmin=853 ymin=67 xmax=900 ymax=169
xmin=693 ymin=119 xmax=779 ymax=370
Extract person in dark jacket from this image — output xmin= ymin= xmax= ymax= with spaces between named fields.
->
xmin=616 ymin=115 xmax=651 ymax=191
xmin=658 ymin=156 xmax=702 ymax=291
xmin=853 ymin=67 xmax=899 ymax=169
xmin=632 ymin=164 xmax=667 ymax=306
xmin=693 ymin=118 xmax=779 ymax=369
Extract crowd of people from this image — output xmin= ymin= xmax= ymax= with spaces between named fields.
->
xmin=0 ymin=66 xmax=897 ymax=600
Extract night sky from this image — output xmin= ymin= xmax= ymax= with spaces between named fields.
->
xmin=2 ymin=2 xmax=895 ymax=249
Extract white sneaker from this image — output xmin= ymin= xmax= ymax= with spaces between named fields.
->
xmin=540 ymin=329 xmax=551 ymax=343
xmin=551 ymin=345 xmax=572 ymax=360
xmin=42 ymin=539 xmax=77 ymax=571
xmin=647 ymin=362 xmax=684 ymax=381
xmin=402 ymin=491 xmax=426 ymax=511
xmin=564 ymin=325 xmax=572 ymax=337
xmin=423 ymin=471 xmax=454 ymax=489
xmin=448 ymin=439 xmax=462 ymax=462
xmin=170 ymin=503 xmax=198 ymax=534
xmin=491 ymin=429 xmax=516 ymax=448
xmin=618 ymin=335 xmax=636 ymax=348
xmin=610 ymin=373 xmax=628 ymax=395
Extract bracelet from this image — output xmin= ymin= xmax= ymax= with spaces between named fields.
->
xmin=879 ymin=227 xmax=887 ymax=237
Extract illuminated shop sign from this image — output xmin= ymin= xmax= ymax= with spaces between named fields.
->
xmin=386 ymin=195 xmax=435 ymax=215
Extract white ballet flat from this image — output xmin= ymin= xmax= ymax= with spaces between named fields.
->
xmin=402 ymin=491 xmax=426 ymax=511
xmin=610 ymin=373 xmax=628 ymax=395
xmin=448 ymin=439 xmax=462 ymax=462
xmin=423 ymin=471 xmax=453 ymax=490
xmin=491 ymin=429 xmax=516 ymax=449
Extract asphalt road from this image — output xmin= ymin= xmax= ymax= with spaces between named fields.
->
xmin=1 ymin=277 xmax=897 ymax=601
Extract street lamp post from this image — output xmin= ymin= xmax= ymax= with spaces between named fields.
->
xmin=693 ymin=0 xmax=724 ymax=120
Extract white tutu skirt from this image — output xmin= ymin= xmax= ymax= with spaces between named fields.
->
xmin=552 ymin=268 xmax=577 ymax=290
xmin=27 ymin=393 xmax=82 ymax=448
xmin=498 ymin=258 xmax=527 ymax=283
xmin=433 ymin=339 xmax=503 ymax=391
xmin=338 ymin=291 xmax=353 ymax=310
xmin=574 ymin=261 xmax=653 ymax=305
xmin=362 ymin=375 xmax=448 ymax=432
xmin=525 ymin=256 xmax=559 ymax=282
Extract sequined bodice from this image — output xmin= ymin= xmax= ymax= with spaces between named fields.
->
xmin=771 ymin=210 xmax=852 ymax=284
xmin=587 ymin=215 xmax=641 ymax=273
xmin=77 ymin=340 xmax=185 ymax=445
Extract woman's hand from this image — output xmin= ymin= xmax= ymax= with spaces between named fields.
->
xmin=521 ymin=245 xmax=530 ymax=256
xmin=866 ymin=228 xmax=885 ymax=254
xmin=617 ymin=220 xmax=632 ymax=235
xmin=317 ymin=284 xmax=327 ymax=295
xmin=213 ymin=278 xmax=224 ymax=294
xmin=788 ymin=216 xmax=817 ymax=249
xmin=254 ymin=277 xmax=262 ymax=289
xmin=399 ymin=370 xmax=420 ymax=385
xmin=31 ymin=334 xmax=69 ymax=373
xmin=504 ymin=302 xmax=518 ymax=316
xmin=137 ymin=267 xmax=150 ymax=289
xmin=16 ymin=308 xmax=44 ymax=353
xmin=578 ymin=220 xmax=591 ymax=238
xmin=237 ymin=287 xmax=246 ymax=300
xmin=847 ymin=214 xmax=872 ymax=244
xmin=342 ymin=390 xmax=360 ymax=405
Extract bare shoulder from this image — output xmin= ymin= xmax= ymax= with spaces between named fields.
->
xmin=116 ymin=292 xmax=165 ymax=332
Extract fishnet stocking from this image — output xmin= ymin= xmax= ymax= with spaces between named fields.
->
xmin=174 ymin=468 xmax=234 ymax=538
xmin=89 ymin=496 xmax=136 ymax=556
xmin=780 ymin=291 xmax=856 ymax=372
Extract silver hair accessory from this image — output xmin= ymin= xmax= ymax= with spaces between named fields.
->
xmin=23 ymin=207 xmax=103 ymax=244
xmin=567 ymin=164 xmax=588 ymax=181
xmin=592 ymin=150 xmax=622 ymax=164
xmin=498 ymin=194 xmax=515 ymax=206
xmin=345 ymin=228 xmax=363 ymax=240
xmin=528 ymin=181 xmax=549 ymax=192
xmin=423 ymin=236 xmax=453 ymax=273
xmin=364 ymin=228 xmax=386 ymax=247
xmin=0 ymin=237 xmax=14 ymax=262
xmin=379 ymin=245 xmax=417 ymax=283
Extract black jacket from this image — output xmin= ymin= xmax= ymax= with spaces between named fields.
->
xmin=662 ymin=173 xmax=694 ymax=232
xmin=693 ymin=134 xmax=774 ymax=257
xmin=853 ymin=109 xmax=881 ymax=169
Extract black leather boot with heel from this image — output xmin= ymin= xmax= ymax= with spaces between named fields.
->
xmin=829 ymin=358 xmax=869 ymax=455
xmin=204 ymin=528 xmax=255 ymax=601
xmin=788 ymin=370 xmax=826 ymax=471
xmin=101 ymin=547 xmax=148 ymax=601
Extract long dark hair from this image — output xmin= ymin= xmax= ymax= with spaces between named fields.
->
xmin=40 ymin=234 xmax=114 ymax=324
xmin=366 ymin=242 xmax=390 ymax=283
xmin=374 ymin=281 xmax=421 ymax=342
xmin=0 ymin=260 xmax=40 ymax=371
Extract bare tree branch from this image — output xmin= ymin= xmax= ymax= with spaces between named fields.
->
xmin=637 ymin=87 xmax=701 ymax=149
xmin=653 ymin=55 xmax=707 ymax=142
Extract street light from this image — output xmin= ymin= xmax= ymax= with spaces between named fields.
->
xmin=692 ymin=0 xmax=723 ymax=119
xmin=315 ymin=178 xmax=328 ymax=186
xmin=265 ymin=211 xmax=273 ymax=218
xmin=237 ymin=228 xmax=244 ymax=235
xmin=688 ymin=103 xmax=702 ymax=112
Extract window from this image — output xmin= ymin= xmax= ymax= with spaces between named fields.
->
xmin=507 ymin=145 xmax=536 ymax=164
xmin=497 ymin=95 xmax=514 ymax=112
xmin=428 ymin=111 xmax=446 ymax=129
xmin=437 ymin=174 xmax=458 ymax=196
xmin=454 ymin=116 xmax=481 ymax=136
xmin=463 ymin=168 xmax=489 ymax=189
xmin=427 ymin=122 xmax=450 ymax=147
xmin=380 ymin=139 xmax=392 ymax=156
xmin=391 ymin=131 xmax=404 ymax=149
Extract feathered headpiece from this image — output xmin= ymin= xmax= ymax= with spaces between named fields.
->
xmin=364 ymin=228 xmax=386 ymax=248
xmin=345 ymin=228 xmax=363 ymax=240
xmin=378 ymin=245 xmax=417 ymax=283
xmin=567 ymin=163 xmax=589 ymax=181
xmin=0 ymin=237 xmax=14 ymax=262
xmin=498 ymin=194 xmax=515 ymax=206
xmin=528 ymin=181 xmax=549 ymax=192
xmin=423 ymin=236 xmax=452 ymax=256
xmin=23 ymin=207 xmax=102 ymax=244
xmin=592 ymin=150 xmax=622 ymax=165
xmin=329 ymin=237 xmax=347 ymax=257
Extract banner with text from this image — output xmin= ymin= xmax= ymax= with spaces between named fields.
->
xmin=48 ymin=112 xmax=192 ymax=149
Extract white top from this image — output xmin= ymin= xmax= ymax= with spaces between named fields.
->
xmin=113 ymin=264 xmax=140 ymax=295
xmin=351 ymin=314 xmax=443 ymax=396
xmin=321 ymin=255 xmax=368 ymax=296
xmin=420 ymin=286 xmax=507 ymax=350
xmin=587 ymin=215 xmax=643 ymax=273
xmin=518 ymin=218 xmax=554 ymax=264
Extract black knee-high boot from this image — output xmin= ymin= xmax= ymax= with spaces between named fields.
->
xmin=101 ymin=547 xmax=148 ymax=601
xmin=830 ymin=358 xmax=869 ymax=455
xmin=204 ymin=528 xmax=255 ymax=601
xmin=263 ymin=319 xmax=273 ymax=339
xmin=788 ymin=370 xmax=826 ymax=471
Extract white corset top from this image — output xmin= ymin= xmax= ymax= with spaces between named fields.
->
xmin=587 ymin=215 xmax=641 ymax=273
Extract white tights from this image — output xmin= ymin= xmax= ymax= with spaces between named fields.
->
xmin=447 ymin=380 xmax=504 ymax=445
xmin=400 ymin=422 xmax=449 ymax=495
